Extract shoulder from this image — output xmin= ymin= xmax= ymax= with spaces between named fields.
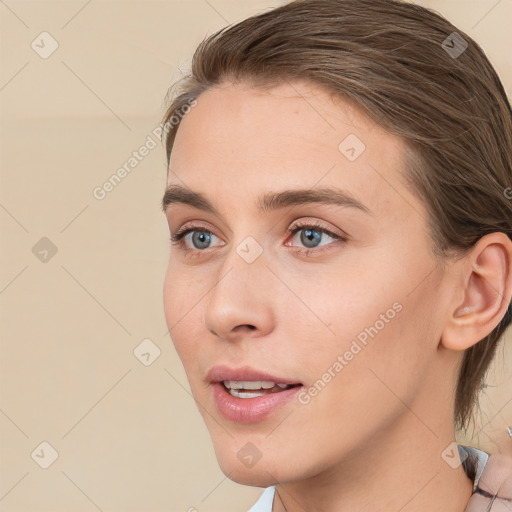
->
xmin=464 ymin=450 xmax=512 ymax=511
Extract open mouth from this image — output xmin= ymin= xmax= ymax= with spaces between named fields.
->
xmin=222 ymin=380 xmax=302 ymax=398
xmin=208 ymin=367 xmax=304 ymax=422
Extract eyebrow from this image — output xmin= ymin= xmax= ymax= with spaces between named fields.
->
xmin=161 ymin=184 xmax=372 ymax=216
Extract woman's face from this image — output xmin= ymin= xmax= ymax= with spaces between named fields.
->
xmin=163 ymin=80 xmax=457 ymax=485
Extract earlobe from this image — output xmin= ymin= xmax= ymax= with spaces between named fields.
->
xmin=441 ymin=233 xmax=512 ymax=352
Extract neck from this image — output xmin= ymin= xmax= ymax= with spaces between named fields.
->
xmin=273 ymin=410 xmax=474 ymax=512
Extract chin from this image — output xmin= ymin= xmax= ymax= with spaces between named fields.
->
xmin=222 ymin=465 xmax=278 ymax=487
xmin=212 ymin=440 xmax=310 ymax=488
xmin=212 ymin=441 xmax=273 ymax=485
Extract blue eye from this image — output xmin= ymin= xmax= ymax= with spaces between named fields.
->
xmin=170 ymin=228 xmax=221 ymax=250
xmin=169 ymin=221 xmax=347 ymax=255
xmin=185 ymin=231 xmax=212 ymax=250
xmin=289 ymin=225 xmax=336 ymax=249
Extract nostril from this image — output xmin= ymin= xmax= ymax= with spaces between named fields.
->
xmin=234 ymin=324 xmax=256 ymax=332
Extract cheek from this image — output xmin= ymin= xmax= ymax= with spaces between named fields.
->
xmin=279 ymin=301 xmax=434 ymax=472
xmin=162 ymin=264 xmax=178 ymax=323
xmin=163 ymin=263 xmax=203 ymax=362
xmin=292 ymin=261 xmax=403 ymax=356
xmin=297 ymin=249 xmax=438 ymax=399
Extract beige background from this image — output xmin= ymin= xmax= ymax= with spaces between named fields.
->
xmin=0 ymin=1 xmax=511 ymax=511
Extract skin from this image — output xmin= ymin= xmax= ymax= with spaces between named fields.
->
xmin=162 ymin=79 xmax=512 ymax=512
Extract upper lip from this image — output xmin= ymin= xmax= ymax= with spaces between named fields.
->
xmin=206 ymin=365 xmax=302 ymax=385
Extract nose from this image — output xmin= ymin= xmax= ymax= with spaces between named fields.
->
xmin=203 ymin=241 xmax=276 ymax=343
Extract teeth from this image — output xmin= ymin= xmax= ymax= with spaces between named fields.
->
xmin=223 ymin=380 xmax=277 ymax=390
xmin=228 ymin=389 xmax=269 ymax=398
xmin=222 ymin=380 xmax=297 ymax=398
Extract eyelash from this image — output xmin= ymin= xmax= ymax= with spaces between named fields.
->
xmin=169 ymin=221 xmax=347 ymax=257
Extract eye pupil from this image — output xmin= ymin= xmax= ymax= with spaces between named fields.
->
xmin=192 ymin=231 xmax=211 ymax=249
xmin=301 ymin=228 xmax=321 ymax=248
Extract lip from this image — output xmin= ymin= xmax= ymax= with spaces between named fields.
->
xmin=207 ymin=365 xmax=303 ymax=423
xmin=206 ymin=365 xmax=302 ymax=385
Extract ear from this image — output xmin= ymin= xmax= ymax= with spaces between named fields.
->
xmin=441 ymin=232 xmax=512 ymax=351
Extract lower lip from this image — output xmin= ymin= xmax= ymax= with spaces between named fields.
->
xmin=212 ymin=382 xmax=302 ymax=423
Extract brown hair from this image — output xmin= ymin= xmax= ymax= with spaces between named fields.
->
xmin=161 ymin=0 xmax=512 ymax=433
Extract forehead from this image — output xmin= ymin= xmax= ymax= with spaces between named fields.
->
xmin=167 ymin=80 xmax=417 ymax=222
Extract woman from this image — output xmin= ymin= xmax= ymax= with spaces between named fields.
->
xmin=160 ymin=0 xmax=512 ymax=510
